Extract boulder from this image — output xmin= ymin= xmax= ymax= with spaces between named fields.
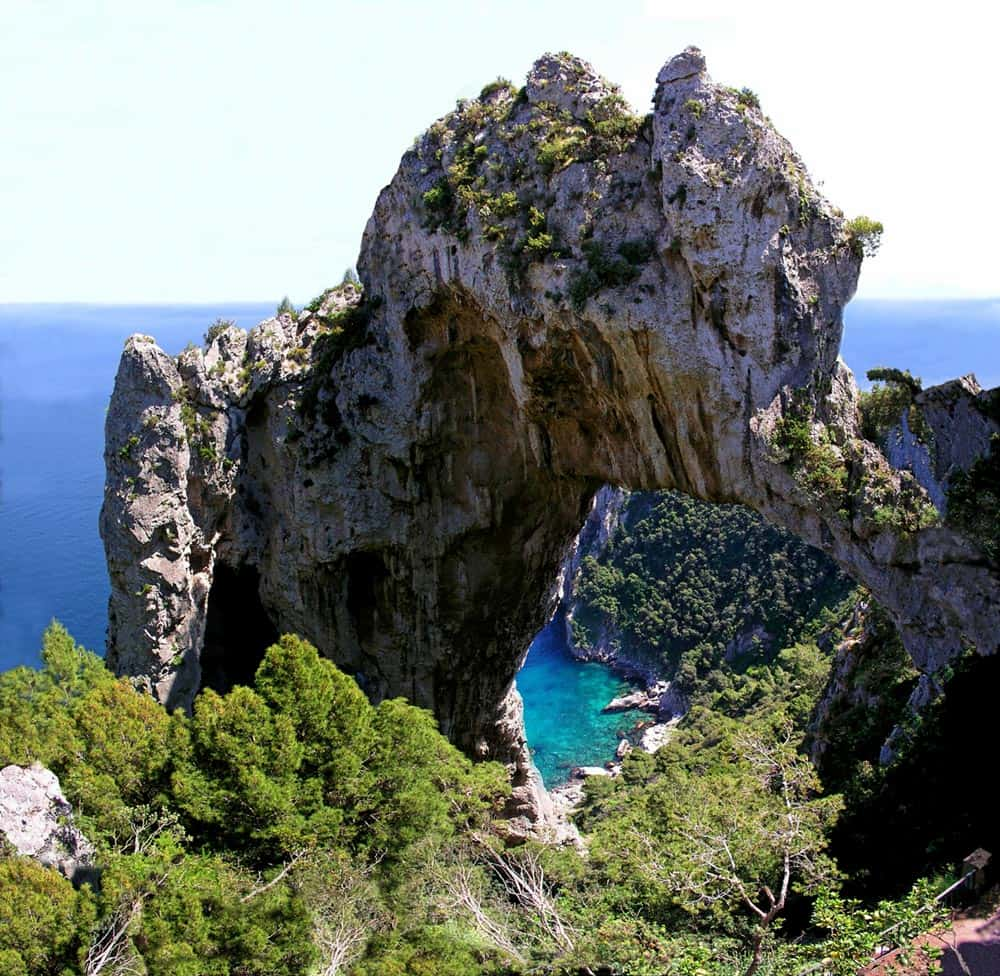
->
xmin=0 ymin=764 xmax=94 ymax=882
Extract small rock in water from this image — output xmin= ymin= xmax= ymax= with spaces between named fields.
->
xmin=603 ymin=680 xmax=671 ymax=714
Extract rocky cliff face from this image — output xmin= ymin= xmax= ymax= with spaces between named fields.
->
xmin=884 ymin=375 xmax=997 ymax=515
xmin=101 ymin=49 xmax=1000 ymax=794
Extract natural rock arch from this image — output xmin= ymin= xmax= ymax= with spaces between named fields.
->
xmin=101 ymin=50 xmax=999 ymax=809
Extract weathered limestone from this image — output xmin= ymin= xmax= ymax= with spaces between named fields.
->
xmin=0 ymin=764 xmax=94 ymax=881
xmin=101 ymin=49 xmax=1000 ymax=803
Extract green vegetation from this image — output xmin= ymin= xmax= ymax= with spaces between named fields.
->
xmin=479 ymin=77 xmax=515 ymax=101
xmin=859 ymin=367 xmax=930 ymax=448
xmin=415 ymin=61 xmax=646 ymax=294
xmin=171 ymin=386 xmax=218 ymax=463
xmin=116 ymin=435 xmax=139 ymax=462
xmin=946 ymin=432 xmax=1000 ymax=561
xmin=567 ymin=237 xmax=655 ymax=311
xmin=1 ymin=592 xmax=979 ymax=973
xmin=844 ymin=215 xmax=884 ymax=258
xmin=572 ymin=491 xmax=854 ymax=693
xmin=773 ymin=410 xmax=848 ymax=507
xmin=771 ymin=388 xmax=938 ymax=534
xmin=204 ymin=318 xmax=236 ymax=346
xmin=276 ymin=296 xmax=297 ymax=318
xmin=0 ymin=625 xmax=508 ymax=975
xmin=682 ymin=98 xmax=704 ymax=118
xmin=568 ymin=627 xmax=953 ymax=975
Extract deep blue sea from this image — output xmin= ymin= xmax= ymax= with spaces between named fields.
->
xmin=1 ymin=298 xmax=997 ymax=785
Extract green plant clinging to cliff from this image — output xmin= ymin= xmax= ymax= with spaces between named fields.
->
xmin=171 ymin=386 xmax=218 ymax=463
xmin=844 ymin=215 xmax=884 ymax=257
xmin=204 ymin=318 xmax=235 ymax=347
xmin=774 ymin=409 xmax=848 ymax=507
xmin=859 ymin=367 xmax=932 ymax=448
xmin=567 ymin=237 xmax=655 ymax=311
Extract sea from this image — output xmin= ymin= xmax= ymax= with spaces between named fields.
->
xmin=1 ymin=298 xmax=997 ymax=786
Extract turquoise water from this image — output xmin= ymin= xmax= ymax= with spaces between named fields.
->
xmin=519 ymin=618 xmax=644 ymax=787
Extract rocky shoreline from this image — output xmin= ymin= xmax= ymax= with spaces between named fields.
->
xmin=535 ymin=488 xmax=689 ymax=812
xmin=543 ymin=642 xmax=687 ymax=816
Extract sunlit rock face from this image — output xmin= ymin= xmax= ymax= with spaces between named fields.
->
xmin=100 ymin=48 xmax=999 ymax=808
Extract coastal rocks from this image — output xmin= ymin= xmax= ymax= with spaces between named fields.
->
xmin=603 ymin=681 xmax=686 ymax=727
xmin=603 ymin=685 xmax=663 ymax=714
xmin=548 ymin=780 xmax=587 ymax=819
xmin=0 ymin=764 xmax=94 ymax=882
xmin=602 ymin=680 xmax=679 ymax=715
xmin=101 ymin=47 xmax=1000 ymax=814
xmin=639 ymin=723 xmax=676 ymax=754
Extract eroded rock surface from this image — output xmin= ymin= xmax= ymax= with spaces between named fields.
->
xmin=0 ymin=764 xmax=94 ymax=881
xmin=101 ymin=49 xmax=1000 ymax=803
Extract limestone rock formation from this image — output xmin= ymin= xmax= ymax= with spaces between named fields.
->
xmin=0 ymin=764 xmax=94 ymax=881
xmin=884 ymin=375 xmax=997 ymax=514
xmin=101 ymin=48 xmax=1000 ymax=803
xmin=555 ymin=484 xmax=625 ymax=608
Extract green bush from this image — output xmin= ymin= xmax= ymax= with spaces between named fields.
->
xmin=683 ymin=98 xmax=705 ymax=118
xmin=568 ymin=237 xmax=655 ymax=311
xmin=0 ymin=858 xmax=94 ymax=976
xmin=844 ymin=215 xmax=884 ymax=257
xmin=859 ymin=367 xmax=931 ymax=448
xmin=204 ymin=318 xmax=235 ymax=346
xmin=774 ymin=413 xmax=848 ymax=505
xmin=0 ymin=625 xmax=510 ymax=975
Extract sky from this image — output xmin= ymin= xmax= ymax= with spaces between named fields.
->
xmin=2 ymin=0 xmax=997 ymax=303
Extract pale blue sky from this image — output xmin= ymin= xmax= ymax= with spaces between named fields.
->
xmin=2 ymin=0 xmax=997 ymax=302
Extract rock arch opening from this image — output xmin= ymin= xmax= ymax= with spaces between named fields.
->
xmin=101 ymin=48 xmax=1000 ymax=813
xmin=199 ymin=563 xmax=278 ymax=696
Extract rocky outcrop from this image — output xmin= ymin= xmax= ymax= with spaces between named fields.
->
xmin=807 ymin=600 xmax=920 ymax=775
xmin=885 ymin=375 xmax=998 ymax=516
xmin=0 ymin=764 xmax=94 ymax=882
xmin=602 ymin=680 xmax=685 ymax=721
xmin=101 ymin=48 xmax=1000 ymax=801
xmin=639 ymin=722 xmax=677 ymax=754
xmin=556 ymin=485 xmax=625 ymax=607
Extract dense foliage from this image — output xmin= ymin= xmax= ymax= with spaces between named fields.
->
xmin=0 ymin=598 xmax=981 ymax=973
xmin=0 ymin=626 xmax=509 ymax=975
xmin=571 ymin=491 xmax=853 ymax=694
